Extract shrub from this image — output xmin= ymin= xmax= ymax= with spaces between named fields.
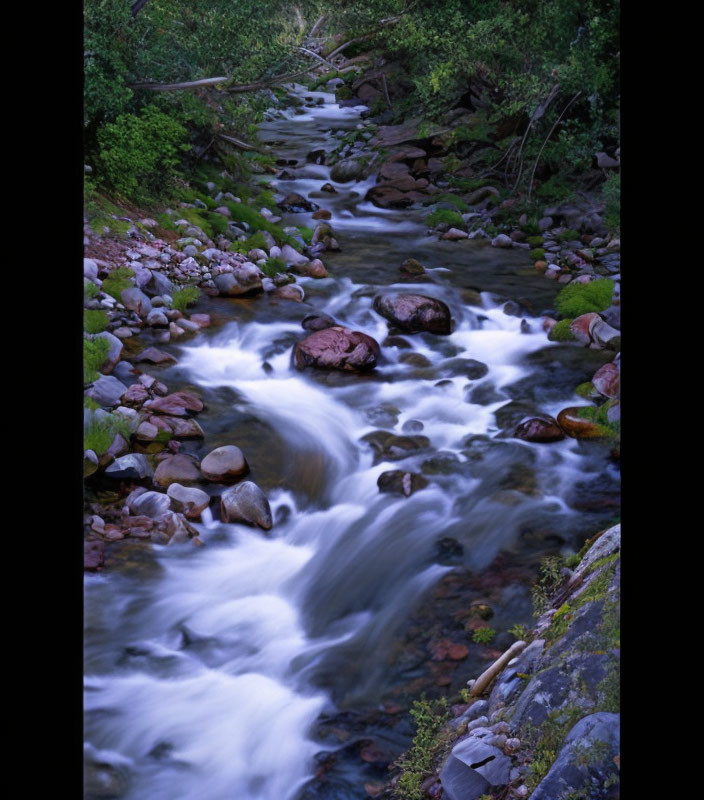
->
xmin=101 ymin=267 xmax=135 ymax=301
xmin=172 ymin=286 xmax=200 ymax=311
xmin=526 ymin=236 xmax=544 ymax=247
xmin=555 ymin=279 xmax=614 ymax=318
xmin=84 ymin=411 xmax=132 ymax=454
xmin=529 ymin=248 xmax=546 ymax=261
xmin=425 ymin=209 xmax=465 ymax=229
xmin=84 ymin=337 xmax=111 ymax=383
xmin=431 ymin=193 xmax=471 ymax=212
xmin=244 ymin=231 xmax=271 ymax=252
xmin=298 ymin=226 xmax=314 ymax=245
xmin=394 ymin=696 xmax=450 ymax=800
xmin=84 ymin=281 xmax=99 ymax=300
xmin=556 ymin=229 xmax=581 ymax=242
xmin=262 ymin=257 xmax=287 ymax=277
xmin=96 ymin=105 xmax=189 ymax=204
xmin=548 ymin=318 xmax=576 ymax=342
xmin=84 ymin=310 xmax=109 ymax=334
xmin=472 ymin=627 xmax=496 ymax=645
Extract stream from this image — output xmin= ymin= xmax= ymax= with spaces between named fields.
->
xmin=84 ymin=87 xmax=620 ymax=800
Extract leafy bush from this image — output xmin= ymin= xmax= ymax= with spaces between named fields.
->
xmin=172 ymin=286 xmax=200 ymax=311
xmin=84 ymin=309 xmax=109 ymax=334
xmin=84 ymin=411 xmax=132 ymax=454
xmin=262 ymin=257 xmax=287 ymax=277
xmin=426 ymin=209 xmax=465 ymax=229
xmin=101 ymin=267 xmax=135 ymax=301
xmin=84 ymin=281 xmax=99 ymax=300
xmin=298 ymin=226 xmax=314 ymax=245
xmin=603 ymin=172 xmax=620 ymax=233
xmin=394 ymin=696 xmax=450 ymax=800
xmin=530 ymin=248 xmax=546 ymax=261
xmin=472 ymin=627 xmax=496 ymax=645
xmin=556 ymin=229 xmax=582 ymax=242
xmin=526 ymin=236 xmax=545 ymax=247
xmin=84 ymin=337 xmax=111 ymax=384
xmin=548 ymin=319 xmax=575 ymax=342
xmin=96 ymin=105 xmax=189 ymax=203
xmin=555 ymin=279 xmax=614 ymax=317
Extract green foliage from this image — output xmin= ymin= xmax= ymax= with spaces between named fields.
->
xmin=472 ymin=627 xmax=496 ymax=645
xmin=426 ymin=209 xmax=465 ymax=229
xmin=526 ymin=236 xmax=544 ymax=247
xmin=576 ymin=381 xmax=596 ymax=398
xmin=529 ymin=248 xmax=546 ymax=261
xmin=84 ymin=411 xmax=132 ymax=454
xmin=524 ymin=707 xmax=583 ymax=788
xmin=84 ymin=310 xmax=109 ymax=334
xmin=394 ymin=696 xmax=450 ymax=800
xmin=532 ymin=554 xmax=566 ymax=616
xmin=508 ymin=623 xmax=531 ymax=641
xmin=172 ymin=287 xmax=200 ymax=311
xmin=96 ymin=105 xmax=189 ymax=204
xmin=298 ymin=226 xmax=314 ymax=245
xmin=262 ymin=257 xmax=287 ymax=277
xmin=84 ymin=281 xmax=100 ymax=300
xmin=603 ymin=172 xmax=620 ymax=233
xmin=577 ymin=403 xmax=620 ymax=440
xmin=84 ymin=337 xmax=111 ymax=384
xmin=430 ymin=193 xmax=471 ymax=212
xmin=556 ymin=229 xmax=582 ymax=242
xmin=555 ymin=278 xmax=614 ymax=317
xmin=101 ymin=268 xmax=135 ymax=301
xmin=548 ymin=318 xmax=576 ymax=342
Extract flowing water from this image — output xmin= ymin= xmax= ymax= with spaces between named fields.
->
xmin=84 ymin=88 xmax=620 ymax=800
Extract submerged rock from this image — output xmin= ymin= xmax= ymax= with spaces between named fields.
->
xmin=377 ymin=470 xmax=429 ymax=497
xmin=294 ymin=326 xmax=380 ymax=372
xmin=514 ymin=416 xmax=565 ymax=443
xmin=373 ymin=293 xmax=452 ymax=335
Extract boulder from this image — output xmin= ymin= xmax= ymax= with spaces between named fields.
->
xmin=377 ymin=470 xmax=428 ymax=497
xmin=556 ymin=407 xmax=608 ymax=439
xmin=592 ymin=363 xmax=620 ymax=398
xmin=153 ymin=454 xmax=201 ymax=487
xmin=491 ymin=234 xmax=513 ymax=248
xmin=146 ymin=391 xmax=204 ymax=416
xmin=120 ymin=287 xmax=152 ymax=318
xmin=373 ymin=294 xmax=452 ymax=335
xmin=330 ymin=159 xmax=364 ymax=182
xmin=302 ymin=312 xmax=336 ymax=332
xmin=129 ymin=491 xmax=172 ymax=518
xmin=87 ymin=331 xmax=123 ymax=375
xmin=400 ymin=258 xmax=425 ymax=276
xmin=104 ymin=453 xmax=153 ymax=480
xmin=365 ymin=185 xmax=414 ymax=209
xmin=220 ymin=481 xmax=273 ymax=529
xmin=85 ymin=375 xmax=128 ymax=407
xmin=442 ymin=227 xmax=469 ymax=240
xmin=200 ymin=445 xmax=249 ymax=482
xmin=440 ymin=737 xmax=512 ymax=800
xmin=361 ymin=431 xmax=431 ymax=463
xmin=167 ymin=483 xmax=210 ymax=519
xmin=132 ymin=347 xmax=177 ymax=365
xmin=514 ymin=416 xmax=565 ymax=443
xmin=294 ymin=326 xmax=380 ymax=372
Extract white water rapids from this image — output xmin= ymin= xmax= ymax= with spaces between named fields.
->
xmin=84 ymin=88 xmax=616 ymax=800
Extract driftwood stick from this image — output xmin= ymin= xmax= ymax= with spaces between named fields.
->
xmin=469 ymin=640 xmax=528 ymax=697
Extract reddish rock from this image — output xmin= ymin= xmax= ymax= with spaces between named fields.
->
xmin=133 ymin=347 xmax=177 ymax=365
xmin=365 ymin=185 xmax=414 ymax=209
xmin=377 ymin=470 xmax=428 ymax=496
xmin=153 ymin=454 xmax=202 ymax=487
xmin=429 ymin=638 xmax=469 ymax=661
xmin=294 ymin=326 xmax=380 ymax=372
xmin=84 ymin=541 xmax=105 ymax=571
xmin=147 ymin=391 xmax=204 ymax=416
xmin=312 ymin=209 xmax=331 ymax=220
xmin=379 ymin=161 xmax=411 ymax=181
xmin=121 ymin=384 xmax=150 ymax=406
xmin=534 ymin=260 xmax=548 ymax=272
xmin=570 ymin=313 xmax=600 ymax=345
xmin=557 ymin=407 xmax=608 ymax=439
xmin=514 ymin=416 xmax=565 ymax=443
xmin=592 ymin=362 xmax=620 ymax=398
xmin=189 ymin=314 xmax=211 ymax=328
xmin=373 ymin=293 xmax=452 ymax=335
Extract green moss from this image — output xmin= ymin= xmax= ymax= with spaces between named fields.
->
xmin=546 ymin=602 xmax=573 ymax=643
xmin=576 ymin=381 xmax=597 ymax=398
xmin=298 ymin=226 xmax=314 ymax=245
xmin=84 ymin=412 xmax=132 ymax=454
xmin=84 ymin=310 xmax=109 ymax=334
xmin=262 ymin=257 xmax=287 ymax=277
xmin=84 ymin=337 xmax=111 ymax=384
xmin=525 ymin=707 xmax=583 ymax=788
xmin=597 ymin=661 xmax=620 ymax=715
xmin=101 ymin=267 xmax=135 ymax=301
xmin=556 ymin=228 xmax=581 ymax=242
xmin=529 ymin=248 xmax=546 ymax=261
xmin=171 ymin=286 xmax=200 ymax=311
xmin=576 ymin=402 xmax=620 ymax=440
xmin=526 ymin=235 xmax=545 ymax=247
xmin=431 ymin=193 xmax=471 ymax=212
xmin=555 ymin=279 xmax=614 ymax=318
xmin=548 ymin=318 xmax=576 ymax=342
xmin=243 ymin=231 xmax=271 ymax=252
xmin=425 ymin=209 xmax=465 ymax=229
xmin=336 ymin=86 xmax=353 ymax=100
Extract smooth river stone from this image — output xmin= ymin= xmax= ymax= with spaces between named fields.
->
xmin=153 ymin=454 xmax=201 ymax=487
xmin=294 ymin=326 xmax=380 ymax=372
xmin=220 ymin=481 xmax=272 ymax=530
xmin=556 ymin=407 xmax=608 ymax=439
xmin=514 ymin=416 xmax=565 ymax=443
xmin=372 ymin=294 xmax=452 ymax=335
xmin=200 ymin=445 xmax=249 ymax=482
xmin=167 ymin=483 xmax=210 ymax=519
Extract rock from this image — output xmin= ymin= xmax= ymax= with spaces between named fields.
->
xmin=320 ymin=182 xmax=337 ymax=193
xmin=491 ymin=234 xmax=513 ymax=248
xmin=530 ymin=713 xmax=619 ymax=800
xmin=569 ymin=313 xmax=601 ymax=345
xmin=190 ymin=313 xmax=211 ymax=328
xmin=275 ymin=284 xmax=304 ymax=302
xmin=146 ymin=310 xmax=169 ymax=327
xmin=121 ymin=383 xmax=150 ymax=406
xmin=220 ymin=481 xmax=272 ymax=529
xmin=442 ymin=227 xmax=469 ymax=240
xmin=280 ymin=243 xmax=310 ymax=266
xmin=200 ymin=445 xmax=249 ymax=482
xmin=595 ymin=151 xmax=620 ymax=169
xmin=514 ymin=416 xmax=565 ymax=443
xmin=84 ymin=258 xmax=99 ymax=280
xmin=440 ymin=358 xmax=489 ymax=380
xmin=214 ymin=206 xmax=231 ymax=217
xmin=84 ymin=540 xmax=105 ymax=571
xmin=365 ymin=185 xmax=414 ymax=209
xmin=400 ymin=258 xmax=425 ymax=276
xmin=440 ymin=737 xmax=512 ymax=800
xmin=538 ymin=217 xmax=554 ymax=232
xmin=302 ymin=312 xmax=336 ymax=331
xmin=373 ymin=294 xmax=452 ymax=335
xmin=312 ymin=209 xmax=331 ymax=220
xmin=295 ymin=258 xmax=328 ymax=278
xmin=377 ymin=470 xmax=429 ymax=497
xmin=592 ymin=363 xmax=619 ymax=398
xmin=135 ymin=420 xmax=160 ymax=441
xmin=556 ymin=407 xmax=608 ymax=439
xmin=280 ymin=193 xmax=317 ymax=212
xmin=129 ymin=491 xmax=172 ymax=518
xmin=85 ymin=375 xmax=128 ymax=407
xmin=133 ymin=347 xmax=177 ymax=365
xmin=590 ymin=317 xmax=620 ymax=351
xmin=88 ymin=331 xmax=123 ymax=375
xmin=330 ymin=159 xmax=364 ymax=182
xmin=294 ymin=326 xmax=380 ymax=372
xmin=153 ymin=454 xmax=201 ymax=487
xmin=120 ymin=287 xmax=152 ymax=318
xmin=167 ymin=483 xmax=210 ymax=519
xmin=146 ymin=391 xmax=204 ymax=416
xmin=361 ymin=431 xmax=430 ymax=463
xmin=104 ymin=453 xmax=153 ymax=480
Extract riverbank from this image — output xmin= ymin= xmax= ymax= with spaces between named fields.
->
xmin=83 ymin=82 xmax=620 ymax=800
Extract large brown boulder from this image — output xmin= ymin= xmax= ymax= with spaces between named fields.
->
xmin=294 ymin=326 xmax=380 ymax=372
xmin=514 ymin=416 xmax=565 ymax=443
xmin=556 ymin=407 xmax=608 ymax=439
xmin=373 ymin=294 xmax=452 ymax=335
